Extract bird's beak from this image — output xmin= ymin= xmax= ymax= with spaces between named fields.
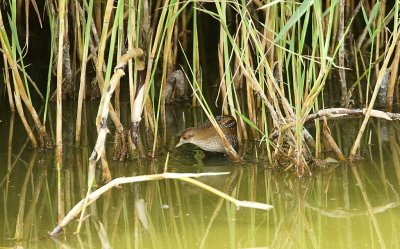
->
xmin=175 ymin=139 xmax=184 ymax=148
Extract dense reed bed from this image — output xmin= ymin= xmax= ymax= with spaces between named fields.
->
xmin=1 ymin=0 xmax=400 ymax=176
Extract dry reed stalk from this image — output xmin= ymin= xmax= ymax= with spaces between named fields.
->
xmin=217 ymin=37 xmax=237 ymax=141
xmin=74 ymin=2 xmax=83 ymax=62
xmin=75 ymin=0 xmax=93 ymax=144
xmin=115 ymin=5 xmax=126 ymax=121
xmin=181 ymin=7 xmax=187 ymax=52
xmin=93 ymin=0 xmax=113 ymax=94
xmin=3 ymin=54 xmax=15 ymax=112
xmin=23 ymin=0 xmax=28 ymax=46
xmin=232 ymin=19 xmax=243 ymax=89
xmin=142 ymin=60 xmax=155 ymax=134
xmin=192 ymin=1 xmax=200 ymax=107
xmin=218 ymin=42 xmax=229 ymax=114
xmin=173 ymin=11 xmax=179 ymax=67
xmin=235 ymin=98 xmax=248 ymax=143
xmin=377 ymin=1 xmax=386 ymax=44
xmin=386 ymin=39 xmax=400 ymax=111
xmin=350 ymin=30 xmax=400 ymax=159
xmin=246 ymin=78 xmax=257 ymax=139
xmin=168 ymin=4 xmax=177 ymax=74
xmin=338 ymin=0 xmax=349 ymax=107
xmin=322 ymin=117 xmax=346 ymax=161
xmin=127 ymin=5 xmax=136 ymax=87
xmin=232 ymin=50 xmax=242 ymax=89
xmin=378 ymin=1 xmax=388 ymax=72
xmin=56 ymin=0 xmax=66 ymax=166
xmin=127 ymin=0 xmax=138 ymax=151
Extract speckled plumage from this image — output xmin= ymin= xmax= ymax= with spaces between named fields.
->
xmin=176 ymin=115 xmax=238 ymax=153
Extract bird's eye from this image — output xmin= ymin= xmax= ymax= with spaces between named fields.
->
xmin=182 ymin=133 xmax=193 ymax=140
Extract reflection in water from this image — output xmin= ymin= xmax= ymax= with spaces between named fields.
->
xmin=1 ymin=105 xmax=400 ymax=248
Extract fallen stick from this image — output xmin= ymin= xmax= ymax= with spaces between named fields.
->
xmin=305 ymin=108 xmax=400 ymax=123
xmin=49 ymin=172 xmax=273 ymax=236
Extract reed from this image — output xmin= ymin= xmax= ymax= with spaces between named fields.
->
xmin=55 ymin=0 xmax=66 ymax=167
xmin=75 ymin=0 xmax=94 ymax=144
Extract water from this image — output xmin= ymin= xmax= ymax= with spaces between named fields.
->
xmin=1 ymin=103 xmax=400 ymax=249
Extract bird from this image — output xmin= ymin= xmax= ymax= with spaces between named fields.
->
xmin=176 ymin=115 xmax=238 ymax=153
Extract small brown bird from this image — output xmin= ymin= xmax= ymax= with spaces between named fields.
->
xmin=176 ymin=115 xmax=238 ymax=153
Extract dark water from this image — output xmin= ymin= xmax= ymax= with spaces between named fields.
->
xmin=1 ymin=102 xmax=400 ymax=249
